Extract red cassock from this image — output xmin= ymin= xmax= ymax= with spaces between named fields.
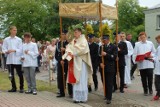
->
xmin=68 ymin=59 xmax=76 ymax=84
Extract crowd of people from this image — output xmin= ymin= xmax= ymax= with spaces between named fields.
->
xmin=0 ymin=25 xmax=160 ymax=105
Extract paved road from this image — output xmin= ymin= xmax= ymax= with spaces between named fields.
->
xmin=0 ymin=69 xmax=160 ymax=107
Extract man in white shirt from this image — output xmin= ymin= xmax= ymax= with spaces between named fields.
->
xmin=133 ymin=32 xmax=156 ymax=96
xmin=120 ymin=32 xmax=133 ymax=87
xmin=2 ymin=26 xmax=24 ymax=93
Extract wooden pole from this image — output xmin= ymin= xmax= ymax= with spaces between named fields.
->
xmin=99 ymin=0 xmax=106 ymax=96
xmin=116 ymin=0 xmax=120 ymax=89
xmin=59 ymin=0 xmax=66 ymax=94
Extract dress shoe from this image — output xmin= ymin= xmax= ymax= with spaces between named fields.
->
xmin=88 ymin=86 xmax=92 ymax=93
xmin=149 ymin=91 xmax=153 ymax=95
xmin=56 ymin=95 xmax=65 ymax=98
xmin=73 ymin=101 xmax=80 ymax=103
xmin=69 ymin=94 xmax=73 ymax=98
xmin=106 ymin=100 xmax=111 ymax=104
xmin=19 ymin=89 xmax=24 ymax=93
xmin=120 ymin=90 xmax=124 ymax=93
xmin=8 ymin=89 xmax=16 ymax=92
xmin=103 ymin=97 xmax=107 ymax=100
xmin=144 ymin=91 xmax=148 ymax=96
xmin=95 ymin=87 xmax=98 ymax=91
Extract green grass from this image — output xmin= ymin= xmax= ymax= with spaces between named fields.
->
xmin=0 ymin=71 xmax=57 ymax=92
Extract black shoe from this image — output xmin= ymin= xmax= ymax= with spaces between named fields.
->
xmin=56 ymin=95 xmax=65 ymax=98
xmin=19 ymin=89 xmax=24 ymax=93
xmin=69 ymin=94 xmax=73 ymax=98
xmin=106 ymin=100 xmax=111 ymax=104
xmin=8 ymin=89 xmax=16 ymax=92
xmin=25 ymin=90 xmax=32 ymax=94
xmin=120 ymin=90 xmax=124 ymax=93
xmin=149 ymin=90 xmax=153 ymax=95
xmin=131 ymin=76 xmax=135 ymax=80
xmin=95 ymin=87 xmax=98 ymax=91
xmin=103 ymin=97 xmax=107 ymax=100
xmin=88 ymin=86 xmax=92 ymax=93
xmin=33 ymin=91 xmax=37 ymax=95
xmin=73 ymin=101 xmax=80 ymax=103
xmin=144 ymin=91 xmax=148 ymax=96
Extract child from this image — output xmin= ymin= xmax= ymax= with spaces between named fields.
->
xmin=22 ymin=32 xmax=39 ymax=95
xmin=152 ymin=35 xmax=160 ymax=100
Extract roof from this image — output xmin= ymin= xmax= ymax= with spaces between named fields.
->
xmin=148 ymin=3 xmax=160 ymax=10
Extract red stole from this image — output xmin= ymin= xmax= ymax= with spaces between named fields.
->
xmin=68 ymin=59 xmax=76 ymax=84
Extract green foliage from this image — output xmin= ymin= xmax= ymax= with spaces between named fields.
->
xmin=113 ymin=0 xmax=147 ymax=41
xmin=0 ymin=0 xmax=82 ymax=40
xmin=102 ymin=23 xmax=111 ymax=36
xmin=86 ymin=24 xmax=94 ymax=34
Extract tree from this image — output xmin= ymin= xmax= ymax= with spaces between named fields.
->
xmin=0 ymin=0 xmax=50 ymax=40
xmin=112 ymin=0 xmax=147 ymax=41
xmin=0 ymin=0 xmax=95 ymax=40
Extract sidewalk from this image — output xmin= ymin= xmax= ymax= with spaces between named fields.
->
xmin=36 ymin=70 xmax=160 ymax=107
xmin=0 ymin=69 xmax=160 ymax=107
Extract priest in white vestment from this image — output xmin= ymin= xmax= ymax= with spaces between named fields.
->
xmin=121 ymin=32 xmax=133 ymax=86
xmin=62 ymin=27 xmax=93 ymax=103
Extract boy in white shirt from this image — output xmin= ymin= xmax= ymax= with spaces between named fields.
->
xmin=133 ymin=32 xmax=156 ymax=96
xmin=22 ymin=32 xmax=39 ymax=95
xmin=152 ymin=35 xmax=160 ymax=100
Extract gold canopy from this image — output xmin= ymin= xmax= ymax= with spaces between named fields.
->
xmin=59 ymin=3 xmax=118 ymax=20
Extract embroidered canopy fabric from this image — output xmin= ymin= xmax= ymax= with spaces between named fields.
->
xmin=59 ymin=3 xmax=118 ymax=20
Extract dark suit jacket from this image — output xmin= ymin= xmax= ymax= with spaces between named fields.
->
xmin=117 ymin=41 xmax=128 ymax=66
xmin=89 ymin=42 xmax=99 ymax=70
xmin=100 ymin=43 xmax=118 ymax=72
xmin=55 ymin=41 xmax=68 ymax=62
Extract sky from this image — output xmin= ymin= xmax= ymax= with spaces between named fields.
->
xmin=103 ymin=0 xmax=160 ymax=8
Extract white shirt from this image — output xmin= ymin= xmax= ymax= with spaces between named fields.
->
xmin=133 ymin=40 xmax=156 ymax=70
xmin=22 ymin=42 xmax=39 ymax=67
xmin=2 ymin=36 xmax=23 ymax=64
xmin=154 ymin=45 xmax=160 ymax=75
xmin=125 ymin=40 xmax=133 ymax=57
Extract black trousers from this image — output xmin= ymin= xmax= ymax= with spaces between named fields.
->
xmin=7 ymin=64 xmax=24 ymax=90
xmin=155 ymin=75 xmax=160 ymax=96
xmin=92 ymin=65 xmax=98 ymax=88
xmin=105 ymin=71 xmax=115 ymax=100
xmin=130 ymin=59 xmax=137 ymax=77
xmin=113 ymin=65 xmax=125 ymax=91
xmin=57 ymin=62 xmax=72 ymax=96
xmin=139 ymin=69 xmax=153 ymax=92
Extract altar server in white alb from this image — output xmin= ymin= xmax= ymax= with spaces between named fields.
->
xmin=133 ymin=32 xmax=156 ymax=96
xmin=120 ymin=32 xmax=133 ymax=87
xmin=2 ymin=26 xmax=24 ymax=93
xmin=22 ymin=32 xmax=39 ymax=95
xmin=152 ymin=35 xmax=160 ymax=101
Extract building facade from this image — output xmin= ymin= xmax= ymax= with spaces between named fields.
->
xmin=144 ymin=4 xmax=160 ymax=45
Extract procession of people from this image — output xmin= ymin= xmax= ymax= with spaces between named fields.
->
xmin=0 ymin=25 xmax=160 ymax=105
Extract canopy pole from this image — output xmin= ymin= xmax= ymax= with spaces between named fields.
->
xmin=99 ymin=0 xmax=106 ymax=96
xmin=59 ymin=0 xmax=66 ymax=94
xmin=116 ymin=0 xmax=120 ymax=89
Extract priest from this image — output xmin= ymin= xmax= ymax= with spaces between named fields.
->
xmin=62 ymin=27 xmax=93 ymax=103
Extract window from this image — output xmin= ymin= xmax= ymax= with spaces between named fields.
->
xmin=157 ymin=15 xmax=160 ymax=29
